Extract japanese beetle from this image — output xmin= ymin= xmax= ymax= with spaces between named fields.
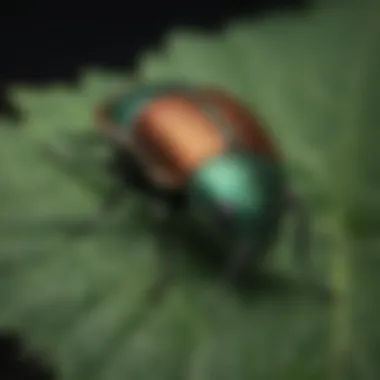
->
xmin=46 ymin=83 xmax=327 ymax=298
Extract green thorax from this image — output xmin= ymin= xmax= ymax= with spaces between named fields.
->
xmin=110 ymin=83 xmax=192 ymax=131
xmin=188 ymin=151 xmax=286 ymax=246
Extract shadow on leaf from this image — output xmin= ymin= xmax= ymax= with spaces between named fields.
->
xmin=158 ymin=221 xmax=331 ymax=307
xmin=0 ymin=330 xmax=55 ymax=380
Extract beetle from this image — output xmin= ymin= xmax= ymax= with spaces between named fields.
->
xmin=45 ymin=82 xmax=327 ymax=298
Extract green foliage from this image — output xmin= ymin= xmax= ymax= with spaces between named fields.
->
xmin=1 ymin=2 xmax=379 ymax=380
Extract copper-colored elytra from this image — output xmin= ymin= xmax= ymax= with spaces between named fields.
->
xmin=93 ymin=90 xmax=280 ymax=190
xmin=132 ymin=119 xmax=187 ymax=188
xmin=199 ymin=89 xmax=279 ymax=161
xmin=135 ymin=95 xmax=227 ymax=183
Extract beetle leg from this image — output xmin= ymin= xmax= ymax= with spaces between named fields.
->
xmin=151 ymin=201 xmax=171 ymax=223
xmin=286 ymin=193 xmax=312 ymax=274
xmin=71 ymin=148 xmax=151 ymax=235
xmin=40 ymin=143 xmax=129 ymax=235
xmin=286 ymin=193 xmax=332 ymax=300
xmin=145 ymin=197 xmax=179 ymax=302
xmin=72 ymin=184 xmax=127 ymax=236
xmin=203 ymin=241 xmax=255 ymax=314
xmin=41 ymin=143 xmax=105 ymax=194
xmin=145 ymin=246 xmax=174 ymax=302
xmin=222 ymin=240 xmax=254 ymax=286
xmin=145 ymin=187 xmax=188 ymax=302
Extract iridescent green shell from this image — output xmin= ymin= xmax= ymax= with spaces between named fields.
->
xmin=188 ymin=151 xmax=286 ymax=249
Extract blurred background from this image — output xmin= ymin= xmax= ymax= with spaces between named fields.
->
xmin=0 ymin=0 xmax=305 ymax=116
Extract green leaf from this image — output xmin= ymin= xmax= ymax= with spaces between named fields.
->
xmin=1 ymin=2 xmax=379 ymax=380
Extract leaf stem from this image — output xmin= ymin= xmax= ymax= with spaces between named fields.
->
xmin=328 ymin=9 xmax=379 ymax=379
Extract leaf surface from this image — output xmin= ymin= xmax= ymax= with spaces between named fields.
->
xmin=1 ymin=2 xmax=379 ymax=379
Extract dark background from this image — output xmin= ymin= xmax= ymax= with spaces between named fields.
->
xmin=0 ymin=0 xmax=306 ymax=378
